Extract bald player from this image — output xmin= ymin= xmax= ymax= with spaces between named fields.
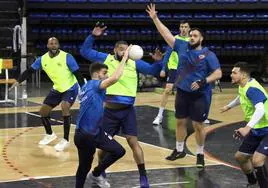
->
xmin=10 ymin=37 xmax=85 ymax=151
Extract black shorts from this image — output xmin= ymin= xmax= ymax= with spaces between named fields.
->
xmin=102 ymin=106 xmax=137 ymax=136
xmin=166 ymin=69 xmax=177 ymax=84
xmin=239 ymin=131 xmax=268 ymax=156
xmin=43 ymin=86 xmax=78 ymax=108
xmin=175 ymin=88 xmax=209 ymax=122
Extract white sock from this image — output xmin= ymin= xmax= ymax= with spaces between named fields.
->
xmin=157 ymin=107 xmax=164 ymax=117
xmin=196 ymin=145 xmax=204 ymax=155
xmin=176 ymin=141 xmax=184 ymax=152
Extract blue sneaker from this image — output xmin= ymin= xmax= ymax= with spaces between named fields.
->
xmin=140 ymin=175 xmax=149 ymax=188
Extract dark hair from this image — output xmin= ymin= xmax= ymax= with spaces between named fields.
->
xmin=189 ymin=27 xmax=205 ymax=38
xmin=180 ymin=20 xmax=190 ymax=25
xmin=89 ymin=63 xmax=108 ymax=77
xmin=234 ymin=62 xmax=251 ymax=75
xmin=115 ymin=40 xmax=128 ymax=48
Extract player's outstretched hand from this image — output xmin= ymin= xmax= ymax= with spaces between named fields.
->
xmin=233 ymin=129 xmax=242 ymax=140
xmin=220 ymin=106 xmax=230 ymax=113
xmin=149 ymin=48 xmax=163 ymax=61
xmin=146 ymin=3 xmax=158 ymax=20
xmin=92 ymin=22 xmax=107 ymax=37
xmin=9 ymin=82 xmax=19 ymax=91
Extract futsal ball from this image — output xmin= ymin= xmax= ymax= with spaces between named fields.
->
xmin=128 ymin=45 xmax=143 ymax=61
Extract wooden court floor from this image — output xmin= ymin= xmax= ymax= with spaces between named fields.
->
xmin=0 ymin=87 xmax=256 ymax=187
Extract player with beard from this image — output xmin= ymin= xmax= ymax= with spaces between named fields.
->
xmin=221 ymin=62 xmax=268 ymax=188
xmin=146 ymin=4 xmax=222 ymax=167
xmin=152 ymin=20 xmax=190 ymax=126
xmin=80 ymin=23 xmax=162 ymax=187
xmin=10 ymin=37 xmax=85 ymax=152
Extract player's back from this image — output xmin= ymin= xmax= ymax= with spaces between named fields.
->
xmin=76 ymin=80 xmax=106 ymax=135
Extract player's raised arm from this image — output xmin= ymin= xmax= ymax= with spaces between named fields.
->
xmin=100 ymin=45 xmax=131 ymax=89
xmin=146 ymin=3 xmax=176 ymax=48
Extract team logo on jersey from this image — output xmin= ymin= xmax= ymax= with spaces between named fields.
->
xmin=199 ymin=54 xmax=206 ymax=60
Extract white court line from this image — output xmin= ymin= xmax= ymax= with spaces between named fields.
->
xmin=0 ymin=163 xmax=222 ymax=183
xmin=0 ymin=112 xmax=222 ymax=165
xmin=131 ymin=181 xmax=190 ymax=188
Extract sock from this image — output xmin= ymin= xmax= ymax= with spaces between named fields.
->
xmin=41 ymin=117 xmax=52 ymax=135
xmin=246 ymin=170 xmax=257 ymax=185
xmin=92 ymin=169 xmax=101 ymax=177
xmin=63 ymin=116 xmax=71 ymax=141
xmin=196 ymin=145 xmax=204 ymax=155
xmin=255 ymin=166 xmax=268 ymax=188
xmin=157 ymin=107 xmax=164 ymax=117
xmin=176 ymin=141 xmax=184 ymax=152
xmin=138 ymin=163 xmax=147 ymax=176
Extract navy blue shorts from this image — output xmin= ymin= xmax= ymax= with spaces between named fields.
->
xmin=74 ymin=128 xmax=124 ymax=155
xmin=239 ymin=131 xmax=268 ymax=156
xmin=175 ymin=88 xmax=209 ymax=122
xmin=43 ymin=86 xmax=78 ymax=108
xmin=166 ymin=69 xmax=177 ymax=84
xmin=102 ymin=106 xmax=137 ymax=136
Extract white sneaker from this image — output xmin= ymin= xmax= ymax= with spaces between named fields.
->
xmin=38 ymin=133 xmax=57 ymax=145
xmin=54 ymin=138 xmax=70 ymax=152
xmin=88 ymin=173 xmax=111 ymax=188
xmin=153 ymin=116 xmax=163 ymax=125
xmin=204 ymin=119 xmax=210 ymax=124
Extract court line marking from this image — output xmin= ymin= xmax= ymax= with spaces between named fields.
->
xmin=131 ymin=181 xmax=190 ymax=188
xmin=0 ymin=163 xmax=222 ymax=183
xmin=0 ymin=111 xmax=223 ymax=183
xmin=202 ymin=121 xmax=244 ymax=170
xmin=25 ymin=112 xmax=221 ymax=164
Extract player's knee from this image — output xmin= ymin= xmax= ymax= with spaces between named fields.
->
xmin=192 ymin=122 xmax=204 ymax=132
xmin=234 ymin=152 xmax=248 ymax=163
xmin=115 ymin=146 xmax=126 ymax=158
xmin=164 ymin=87 xmax=172 ymax=94
xmin=126 ymin=136 xmax=139 ymax=148
xmin=252 ymin=156 xmax=265 ymax=167
xmin=176 ymin=119 xmax=186 ymax=128
xmin=61 ymin=102 xmax=71 ymax=114
xmin=39 ymin=107 xmax=49 ymax=117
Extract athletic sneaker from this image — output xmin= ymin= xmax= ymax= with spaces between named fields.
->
xmin=140 ymin=175 xmax=150 ymax=188
xmin=166 ymin=149 xmax=186 ymax=161
xmin=196 ymin=154 xmax=205 ymax=168
xmin=152 ymin=116 xmax=163 ymax=125
xmin=54 ymin=138 xmax=70 ymax=152
xmin=204 ymin=119 xmax=210 ymax=124
xmin=88 ymin=173 xmax=110 ymax=188
xmin=38 ymin=133 xmax=57 ymax=145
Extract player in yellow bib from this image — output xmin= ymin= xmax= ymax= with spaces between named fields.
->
xmin=10 ymin=37 xmax=85 ymax=151
xmin=221 ymin=62 xmax=268 ymax=188
xmin=153 ymin=21 xmax=190 ymax=125
xmin=80 ymin=23 xmax=162 ymax=188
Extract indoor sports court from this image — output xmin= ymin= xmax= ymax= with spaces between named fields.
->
xmin=0 ymin=0 xmax=268 ymax=188
xmin=0 ymin=86 xmax=259 ymax=187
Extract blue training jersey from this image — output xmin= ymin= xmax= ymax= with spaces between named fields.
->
xmin=76 ymin=80 xmax=106 ymax=135
xmin=173 ymin=39 xmax=220 ymax=93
